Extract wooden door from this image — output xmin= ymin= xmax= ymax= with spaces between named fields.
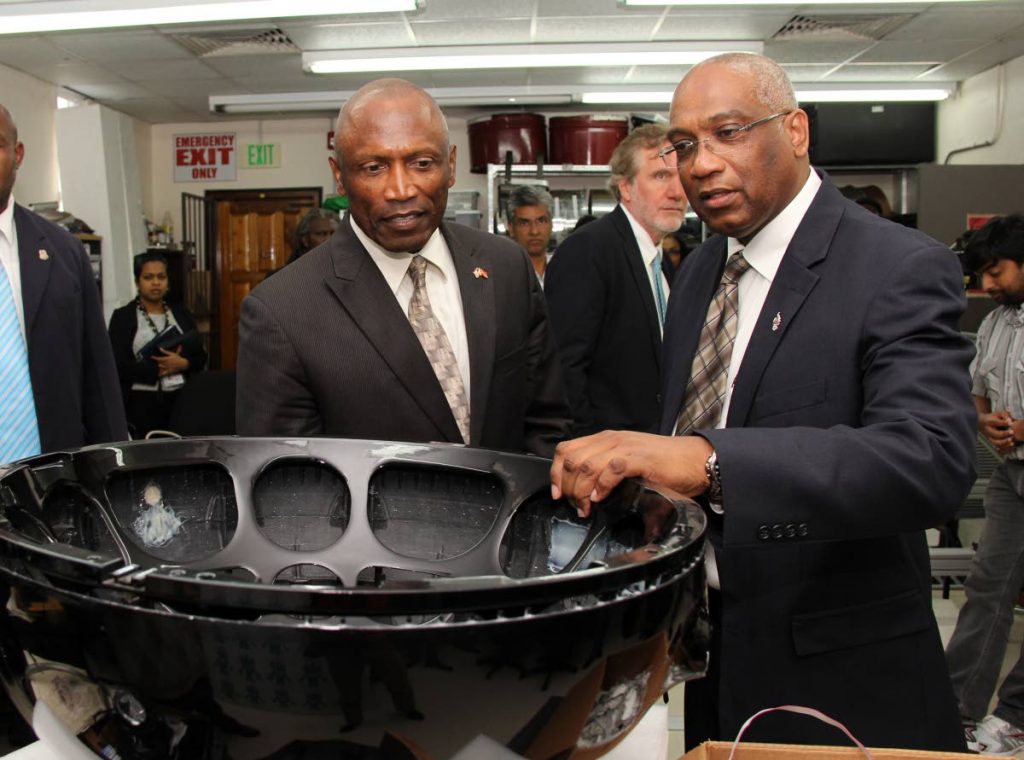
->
xmin=212 ymin=189 xmax=321 ymax=369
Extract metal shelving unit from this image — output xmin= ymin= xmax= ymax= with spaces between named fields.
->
xmin=486 ymin=163 xmax=610 ymax=235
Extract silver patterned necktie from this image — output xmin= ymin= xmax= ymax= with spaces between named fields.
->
xmin=675 ymin=251 xmax=751 ymax=435
xmin=407 ymin=255 xmax=470 ymax=444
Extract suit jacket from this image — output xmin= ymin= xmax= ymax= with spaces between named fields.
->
xmin=235 ymin=220 xmax=571 ymax=457
xmin=660 ymin=176 xmax=975 ymax=750
xmin=13 ymin=204 xmax=128 ymax=452
xmin=545 ymin=206 xmax=668 ymax=436
xmin=108 ymin=300 xmax=208 ymax=400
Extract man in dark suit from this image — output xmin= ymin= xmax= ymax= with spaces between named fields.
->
xmin=549 ymin=53 xmax=975 ymax=751
xmin=236 ymin=80 xmax=570 ymax=456
xmin=545 ymin=124 xmax=686 ymax=436
xmin=0 ymin=104 xmax=127 ymax=459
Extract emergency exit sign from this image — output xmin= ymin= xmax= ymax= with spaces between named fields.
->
xmin=244 ymin=143 xmax=281 ymax=169
xmin=173 ymin=132 xmax=236 ymax=182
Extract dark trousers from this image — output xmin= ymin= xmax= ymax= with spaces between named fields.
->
xmin=685 ymin=586 xmax=722 ymax=751
xmin=127 ymin=389 xmax=179 ymax=438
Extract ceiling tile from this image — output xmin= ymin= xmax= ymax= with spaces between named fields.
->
xmin=765 ymin=39 xmax=875 ymax=64
xmin=278 ymin=21 xmax=413 ymax=49
xmin=49 ymin=30 xmax=191 ymax=61
xmin=118 ymin=59 xmax=223 ymax=83
xmin=656 ymin=11 xmax=794 ymax=40
xmin=70 ymin=82 xmax=155 ymax=100
xmin=0 ymin=36 xmax=81 ymax=68
xmin=534 ymin=15 xmax=662 ymax=42
xmin=202 ymin=55 xmax=303 ymax=78
xmin=537 ymin=0 xmax=627 ymax=16
xmin=884 ymin=7 xmax=1024 ymax=41
xmin=926 ymin=35 xmax=1024 ymax=80
xmin=853 ymin=39 xmax=978 ymax=64
xmin=413 ymin=0 xmax=535 ymax=20
xmin=410 ymin=19 xmax=533 ymax=45
xmin=824 ymin=62 xmax=941 ymax=81
xmin=18 ymin=62 xmax=125 ymax=87
xmin=527 ymin=66 xmax=635 ymax=85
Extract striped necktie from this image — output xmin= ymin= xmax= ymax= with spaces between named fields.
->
xmin=0 ymin=259 xmax=40 ymax=463
xmin=407 ymin=255 xmax=470 ymax=444
xmin=674 ymin=251 xmax=750 ymax=435
xmin=652 ymin=250 xmax=667 ymax=327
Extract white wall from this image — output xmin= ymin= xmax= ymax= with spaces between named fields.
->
xmin=147 ymin=118 xmax=337 ymax=238
xmin=57 ymin=104 xmax=148 ymax=317
xmin=0 ymin=64 xmax=58 ymax=207
xmin=938 ymin=52 xmax=1024 ymax=165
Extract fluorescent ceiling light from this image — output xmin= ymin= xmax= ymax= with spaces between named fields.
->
xmin=0 ymin=0 xmax=416 ymax=35
xmin=582 ymin=83 xmax=955 ymax=104
xmin=304 ymin=41 xmax=763 ymax=75
xmin=582 ymin=91 xmax=673 ymax=104
xmin=210 ymin=87 xmax=578 ymax=114
xmin=795 ymin=83 xmax=955 ymax=102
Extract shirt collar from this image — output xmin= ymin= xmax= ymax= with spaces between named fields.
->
xmin=726 ymin=170 xmax=821 ymax=283
xmin=620 ymin=204 xmax=661 ymax=267
xmin=0 ymin=195 xmax=15 ymax=249
xmin=349 ymin=215 xmax=450 ymax=294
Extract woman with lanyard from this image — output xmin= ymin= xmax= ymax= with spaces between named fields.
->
xmin=108 ymin=252 xmax=207 ymax=438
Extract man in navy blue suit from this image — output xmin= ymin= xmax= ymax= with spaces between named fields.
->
xmin=550 ymin=53 xmax=975 ymax=751
xmin=0 ymin=103 xmax=126 ymax=457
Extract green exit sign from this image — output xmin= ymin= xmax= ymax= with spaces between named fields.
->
xmin=244 ymin=143 xmax=281 ymax=168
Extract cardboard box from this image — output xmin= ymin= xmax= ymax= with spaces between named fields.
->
xmin=682 ymin=742 xmax=977 ymax=759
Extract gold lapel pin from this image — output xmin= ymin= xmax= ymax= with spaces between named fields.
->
xmin=473 ymin=267 xmax=489 ymax=279
xmin=38 ymin=249 xmax=49 ymax=261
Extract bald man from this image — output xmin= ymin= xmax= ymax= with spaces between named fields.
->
xmin=550 ymin=54 xmax=974 ymax=750
xmin=236 ymin=79 xmax=570 ymax=455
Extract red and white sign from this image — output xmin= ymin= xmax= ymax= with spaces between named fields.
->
xmin=174 ymin=133 xmax=237 ymax=182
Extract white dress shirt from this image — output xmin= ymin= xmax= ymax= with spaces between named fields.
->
xmin=718 ymin=170 xmax=821 ymax=426
xmin=0 ymin=197 xmax=27 ymax=340
xmin=621 ymin=205 xmax=670 ymax=337
xmin=703 ymin=170 xmax=820 ymax=589
xmin=350 ymin=217 xmax=471 ymax=403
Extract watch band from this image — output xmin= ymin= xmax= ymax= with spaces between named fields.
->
xmin=705 ymin=449 xmax=723 ymax=505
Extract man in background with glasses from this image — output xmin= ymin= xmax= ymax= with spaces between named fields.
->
xmin=550 ymin=52 xmax=974 ymax=751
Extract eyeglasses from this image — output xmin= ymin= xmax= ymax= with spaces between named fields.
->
xmin=659 ymin=111 xmax=791 ymax=165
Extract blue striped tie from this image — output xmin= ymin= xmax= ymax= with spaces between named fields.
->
xmin=652 ymin=251 xmax=667 ymax=326
xmin=0 ymin=261 xmax=40 ymax=464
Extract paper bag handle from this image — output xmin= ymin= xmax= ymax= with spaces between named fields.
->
xmin=727 ymin=705 xmax=874 ymax=760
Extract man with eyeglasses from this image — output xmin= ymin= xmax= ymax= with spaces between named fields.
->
xmin=550 ymin=52 xmax=974 ymax=751
xmin=506 ymin=185 xmax=554 ymax=286
xmin=545 ymin=124 xmax=686 ymax=436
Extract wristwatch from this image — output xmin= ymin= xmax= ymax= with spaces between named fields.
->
xmin=704 ymin=449 xmax=723 ymax=507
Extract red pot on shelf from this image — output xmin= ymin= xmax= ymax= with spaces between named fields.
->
xmin=468 ymin=113 xmax=547 ymax=174
xmin=549 ymin=115 xmax=630 ymax=166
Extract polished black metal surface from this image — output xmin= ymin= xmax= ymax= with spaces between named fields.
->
xmin=0 ymin=438 xmax=708 ymax=759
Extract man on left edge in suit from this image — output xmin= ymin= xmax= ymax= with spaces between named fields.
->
xmin=236 ymin=80 xmax=571 ymax=456
xmin=0 ymin=104 xmax=127 ymax=462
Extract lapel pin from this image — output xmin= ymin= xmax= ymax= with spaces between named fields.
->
xmin=473 ymin=267 xmax=489 ymax=279
xmin=38 ymin=249 xmax=49 ymax=261
xmin=772 ymin=311 xmax=782 ymax=332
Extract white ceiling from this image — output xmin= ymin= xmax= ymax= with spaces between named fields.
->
xmin=1 ymin=0 xmax=1023 ymax=123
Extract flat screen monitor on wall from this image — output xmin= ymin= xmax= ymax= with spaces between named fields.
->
xmin=804 ymin=102 xmax=937 ymax=167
